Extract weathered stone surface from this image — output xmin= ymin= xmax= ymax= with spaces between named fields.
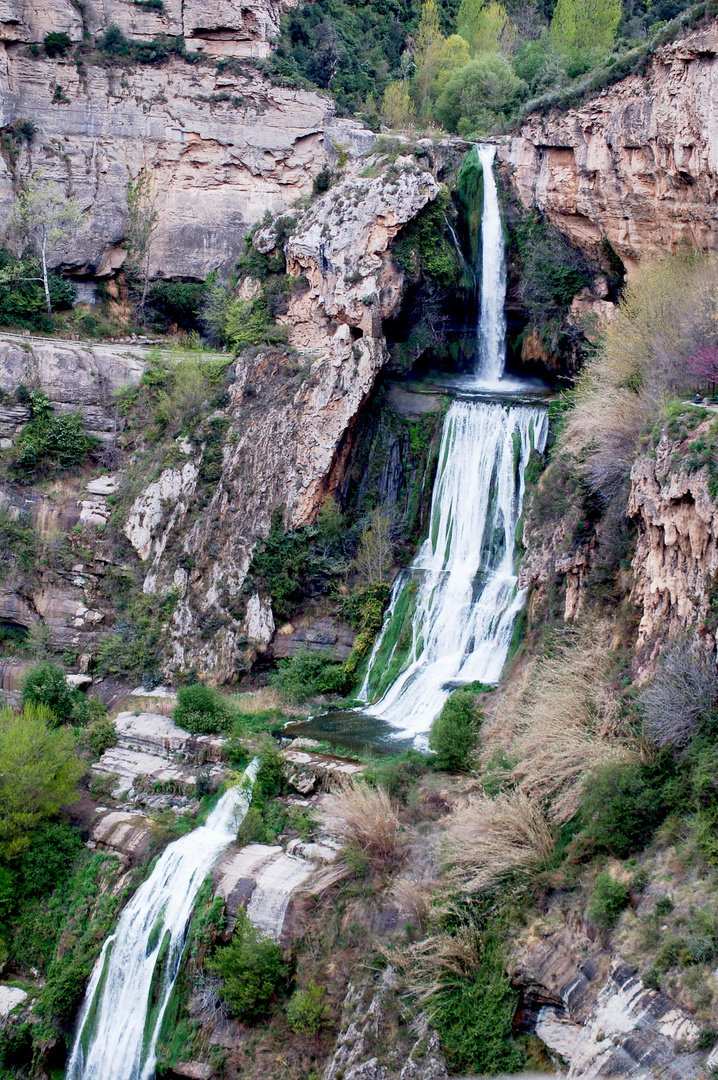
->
xmin=628 ymin=421 xmax=718 ymax=673
xmin=282 ymin=749 xmax=364 ymax=795
xmin=501 ymin=22 xmax=718 ymax=271
xmin=513 ymin=923 xmax=707 ymax=1078
xmin=115 ymin=158 xmax=442 ymax=680
xmin=214 ymin=843 xmax=314 ymax=939
xmin=0 ymin=986 xmax=27 ymax=1017
xmin=270 ymin=615 xmax=356 ymax=659
xmin=89 ymin=809 xmax=152 ymax=862
xmin=114 ymin=710 xmax=224 ymax=760
xmin=125 ymin=459 xmax=200 ymax=569
xmin=93 ymin=746 xmax=212 ymax=794
xmin=0 ymin=47 xmax=344 ymax=278
xmin=0 ymin=335 xmax=145 ymax=442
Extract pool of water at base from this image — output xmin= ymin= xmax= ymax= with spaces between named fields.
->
xmin=282 ymin=709 xmax=420 ymax=756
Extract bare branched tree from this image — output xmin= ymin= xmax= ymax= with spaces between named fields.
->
xmin=639 ymin=642 xmax=718 ymax=749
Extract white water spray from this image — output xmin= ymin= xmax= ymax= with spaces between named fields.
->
xmin=66 ymin=761 xmax=259 ymax=1080
xmin=359 ymin=144 xmax=547 ymax=742
xmin=477 ymin=143 xmax=506 ymax=384
xmin=361 ymin=401 xmax=547 ymax=740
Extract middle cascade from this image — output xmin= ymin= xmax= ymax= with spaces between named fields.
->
xmin=359 ymin=143 xmax=547 ymax=742
xmin=360 ymin=400 xmax=547 ymax=740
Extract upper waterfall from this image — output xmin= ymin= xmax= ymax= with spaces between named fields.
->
xmin=66 ymin=762 xmax=259 ymax=1080
xmin=476 ymin=143 xmax=507 ymax=384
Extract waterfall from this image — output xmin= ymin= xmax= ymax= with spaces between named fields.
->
xmin=359 ymin=144 xmax=547 ymax=742
xmin=360 ymin=401 xmax=547 ymax=740
xmin=476 ymin=143 xmax=506 ymax=384
xmin=66 ymin=761 xmax=259 ymax=1080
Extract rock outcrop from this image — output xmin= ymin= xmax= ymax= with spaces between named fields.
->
xmin=513 ymin=921 xmax=708 ymax=1079
xmin=119 ymin=155 xmax=441 ymax=678
xmin=501 ymin=21 xmax=718 ymax=271
xmin=0 ymin=0 xmax=371 ymax=278
xmin=628 ymin=417 xmax=718 ymax=672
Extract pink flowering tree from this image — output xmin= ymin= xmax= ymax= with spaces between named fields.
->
xmin=688 ymin=346 xmax=718 ymax=399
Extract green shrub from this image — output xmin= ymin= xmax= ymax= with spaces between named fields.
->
xmin=148 ymin=280 xmax=207 ymax=331
xmin=0 ymin=251 xmax=75 ymax=331
xmin=588 ymin=872 xmax=630 ymax=931
xmin=0 ymin=703 xmax=84 ymax=859
xmin=44 ymin=32 xmax=72 ymax=57
xmin=431 ymin=932 xmax=524 ymax=1074
xmin=0 ymin=508 xmax=36 ymax=578
xmin=271 ymin=647 xmax=350 ymax=704
xmin=172 ymin=683 xmax=232 ymax=734
xmin=429 ymin=686 xmax=483 ymax=771
xmin=287 ymin=979 xmax=332 ymax=1036
xmin=209 ymin=908 xmax=289 ymax=1021
xmin=578 ymin=759 xmax=670 ymax=858
xmin=363 ymin=750 xmax=428 ymax=802
xmin=514 ymin=210 xmax=593 ymax=327
xmin=71 ymin=693 xmax=107 ymax=727
xmin=12 ymin=391 xmax=97 ymax=478
xmin=21 ymin=661 xmax=74 ymax=722
xmin=237 ymin=799 xmax=286 ymax=845
xmin=253 ymin=738 xmax=285 ymax=802
xmin=87 ymin=716 xmax=117 ymax=758
xmin=20 ymin=822 xmax=83 ymax=898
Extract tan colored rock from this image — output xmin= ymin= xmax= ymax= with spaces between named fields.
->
xmin=501 ymin=21 xmax=718 ymax=270
xmin=628 ymin=423 xmax=718 ymax=674
xmin=0 ymin=52 xmax=336 ymax=278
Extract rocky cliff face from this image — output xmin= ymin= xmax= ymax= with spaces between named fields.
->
xmin=120 ymin=154 xmax=441 ymax=679
xmin=501 ymin=21 xmax=718 ymax=272
xmin=629 ymin=416 xmax=718 ymax=672
xmin=0 ymin=0 xmax=373 ymax=279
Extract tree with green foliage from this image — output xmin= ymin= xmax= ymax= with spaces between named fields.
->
xmin=21 ymin=661 xmax=75 ymax=723
xmin=435 ymin=53 xmax=526 ymax=135
xmin=13 ymin=390 xmax=97 ymax=478
xmin=287 ymin=979 xmax=333 ymax=1036
xmin=382 ymin=80 xmax=415 ymax=127
xmin=413 ymin=0 xmax=445 ymax=118
xmin=125 ymin=166 xmax=158 ymax=311
xmin=209 ymin=908 xmax=289 ymax=1021
xmin=0 ymin=703 xmax=83 ymax=858
xmin=10 ymin=170 xmax=82 ymax=321
xmin=588 ymin=871 xmax=630 ymax=931
xmin=550 ymin=0 xmax=621 ymax=55
xmin=429 ymin=685 xmax=483 ymax=770
xmin=172 ymin=683 xmax=232 ymax=734
xmin=457 ymin=0 xmax=515 ymax=54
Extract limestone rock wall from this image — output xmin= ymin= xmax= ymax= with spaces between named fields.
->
xmin=0 ymin=0 xmax=369 ymax=279
xmin=117 ymin=157 xmax=440 ymax=679
xmin=501 ymin=21 xmax=718 ymax=272
xmin=628 ymin=421 xmax=718 ymax=673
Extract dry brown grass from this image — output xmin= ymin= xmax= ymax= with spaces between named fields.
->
xmin=391 ymin=923 xmax=483 ymax=1004
xmin=441 ymin=791 xmax=556 ymax=894
xmin=320 ymin=778 xmax=399 ymax=867
xmin=562 ymin=253 xmax=718 ymax=501
xmin=232 ymin=687 xmax=281 ymax=714
xmin=492 ymin=622 xmax=636 ymax=823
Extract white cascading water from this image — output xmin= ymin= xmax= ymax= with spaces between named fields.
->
xmin=66 ymin=760 xmax=259 ymax=1080
xmin=360 ymin=145 xmax=547 ymax=741
xmin=477 ymin=142 xmax=506 ymax=386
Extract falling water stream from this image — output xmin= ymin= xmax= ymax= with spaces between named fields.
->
xmin=358 ymin=144 xmax=548 ymax=743
xmin=66 ymin=761 xmax=259 ymax=1080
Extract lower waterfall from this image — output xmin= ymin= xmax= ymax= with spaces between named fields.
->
xmin=360 ymin=399 xmax=547 ymax=742
xmin=66 ymin=761 xmax=259 ymax=1080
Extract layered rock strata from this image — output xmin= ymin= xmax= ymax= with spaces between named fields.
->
xmin=120 ymin=157 xmax=441 ymax=678
xmin=501 ymin=21 xmax=718 ymax=271
xmin=0 ymin=0 xmax=371 ymax=277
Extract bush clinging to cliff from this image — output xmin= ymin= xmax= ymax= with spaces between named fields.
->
xmin=561 ymin=253 xmax=718 ymax=501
